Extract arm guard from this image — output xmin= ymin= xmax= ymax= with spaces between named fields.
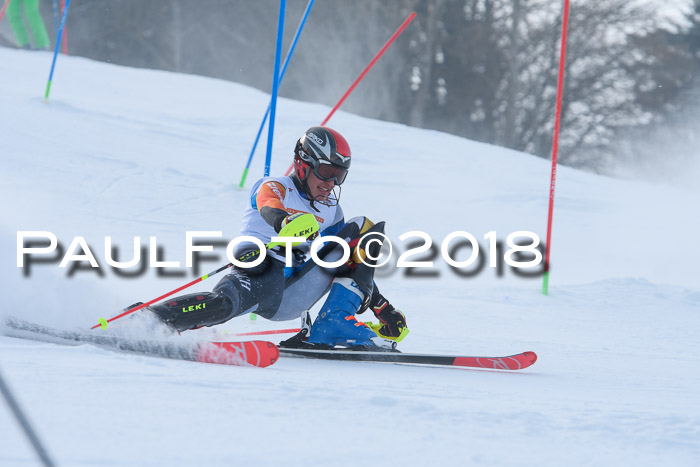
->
xmin=256 ymin=181 xmax=289 ymax=232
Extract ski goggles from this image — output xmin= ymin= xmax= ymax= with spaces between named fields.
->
xmin=313 ymin=160 xmax=348 ymax=185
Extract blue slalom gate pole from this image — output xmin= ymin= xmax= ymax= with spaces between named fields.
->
xmin=250 ymin=0 xmax=285 ymax=323
xmin=239 ymin=0 xmax=314 ymax=188
xmin=263 ymin=0 xmax=286 ymax=178
xmin=44 ymin=0 xmax=71 ymax=99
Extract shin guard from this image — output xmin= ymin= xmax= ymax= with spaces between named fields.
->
xmin=150 ymin=292 xmax=237 ymax=332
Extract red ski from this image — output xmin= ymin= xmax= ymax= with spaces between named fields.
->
xmin=196 ymin=341 xmax=279 ymax=368
xmin=451 ymin=352 xmax=537 ymax=370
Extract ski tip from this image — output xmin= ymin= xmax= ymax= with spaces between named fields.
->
xmin=226 ymin=341 xmax=280 ymax=368
xmin=512 ymin=351 xmax=538 ymax=369
xmin=524 ymin=351 xmax=537 ymax=366
xmin=251 ymin=341 xmax=280 ymax=367
xmin=197 ymin=341 xmax=279 ymax=368
xmin=458 ymin=351 xmax=539 ymax=370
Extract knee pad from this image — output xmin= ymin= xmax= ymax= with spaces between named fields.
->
xmin=215 ymin=267 xmax=285 ymax=320
xmin=234 ymin=247 xmax=272 ymax=276
xmin=341 ymin=216 xmax=375 ymax=238
xmin=150 ymin=292 xmax=236 ymax=332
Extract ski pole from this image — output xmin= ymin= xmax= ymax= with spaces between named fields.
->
xmin=91 ymin=262 xmax=234 ymax=330
xmin=93 ymin=214 xmax=320 ymax=329
xmin=239 ymin=0 xmax=315 ymax=188
xmin=284 ymin=11 xmax=416 ymax=176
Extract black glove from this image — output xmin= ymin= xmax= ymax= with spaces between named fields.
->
xmin=373 ymin=302 xmax=407 ymax=338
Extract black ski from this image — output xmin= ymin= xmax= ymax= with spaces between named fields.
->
xmin=278 ymin=347 xmax=537 ymax=370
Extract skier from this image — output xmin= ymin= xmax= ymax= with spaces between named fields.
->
xmin=149 ymin=126 xmax=408 ymax=349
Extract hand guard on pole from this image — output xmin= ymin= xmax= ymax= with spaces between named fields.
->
xmin=269 ymin=213 xmax=320 ymax=248
xmin=373 ymin=306 xmax=408 ymax=339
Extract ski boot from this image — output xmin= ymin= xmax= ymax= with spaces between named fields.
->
xmin=148 ymin=292 xmax=237 ymax=333
xmin=307 ymin=278 xmax=394 ymax=350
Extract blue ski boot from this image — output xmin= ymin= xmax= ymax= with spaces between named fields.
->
xmin=308 ymin=278 xmax=393 ymax=349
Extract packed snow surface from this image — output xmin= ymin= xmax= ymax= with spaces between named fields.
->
xmin=1 ymin=48 xmax=699 ymax=466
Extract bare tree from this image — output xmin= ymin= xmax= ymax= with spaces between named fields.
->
xmin=31 ymin=0 xmax=693 ymax=173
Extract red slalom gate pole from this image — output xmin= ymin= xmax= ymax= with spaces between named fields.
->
xmin=0 ymin=0 xmax=13 ymax=24
xmin=232 ymin=328 xmax=300 ymax=337
xmin=319 ymin=11 xmax=416 ymax=127
xmin=284 ymin=11 xmax=416 ymax=176
xmin=60 ymin=0 xmax=68 ymax=54
xmin=542 ymin=0 xmax=570 ymax=296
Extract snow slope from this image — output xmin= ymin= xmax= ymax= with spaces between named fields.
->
xmin=1 ymin=48 xmax=699 ymax=466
